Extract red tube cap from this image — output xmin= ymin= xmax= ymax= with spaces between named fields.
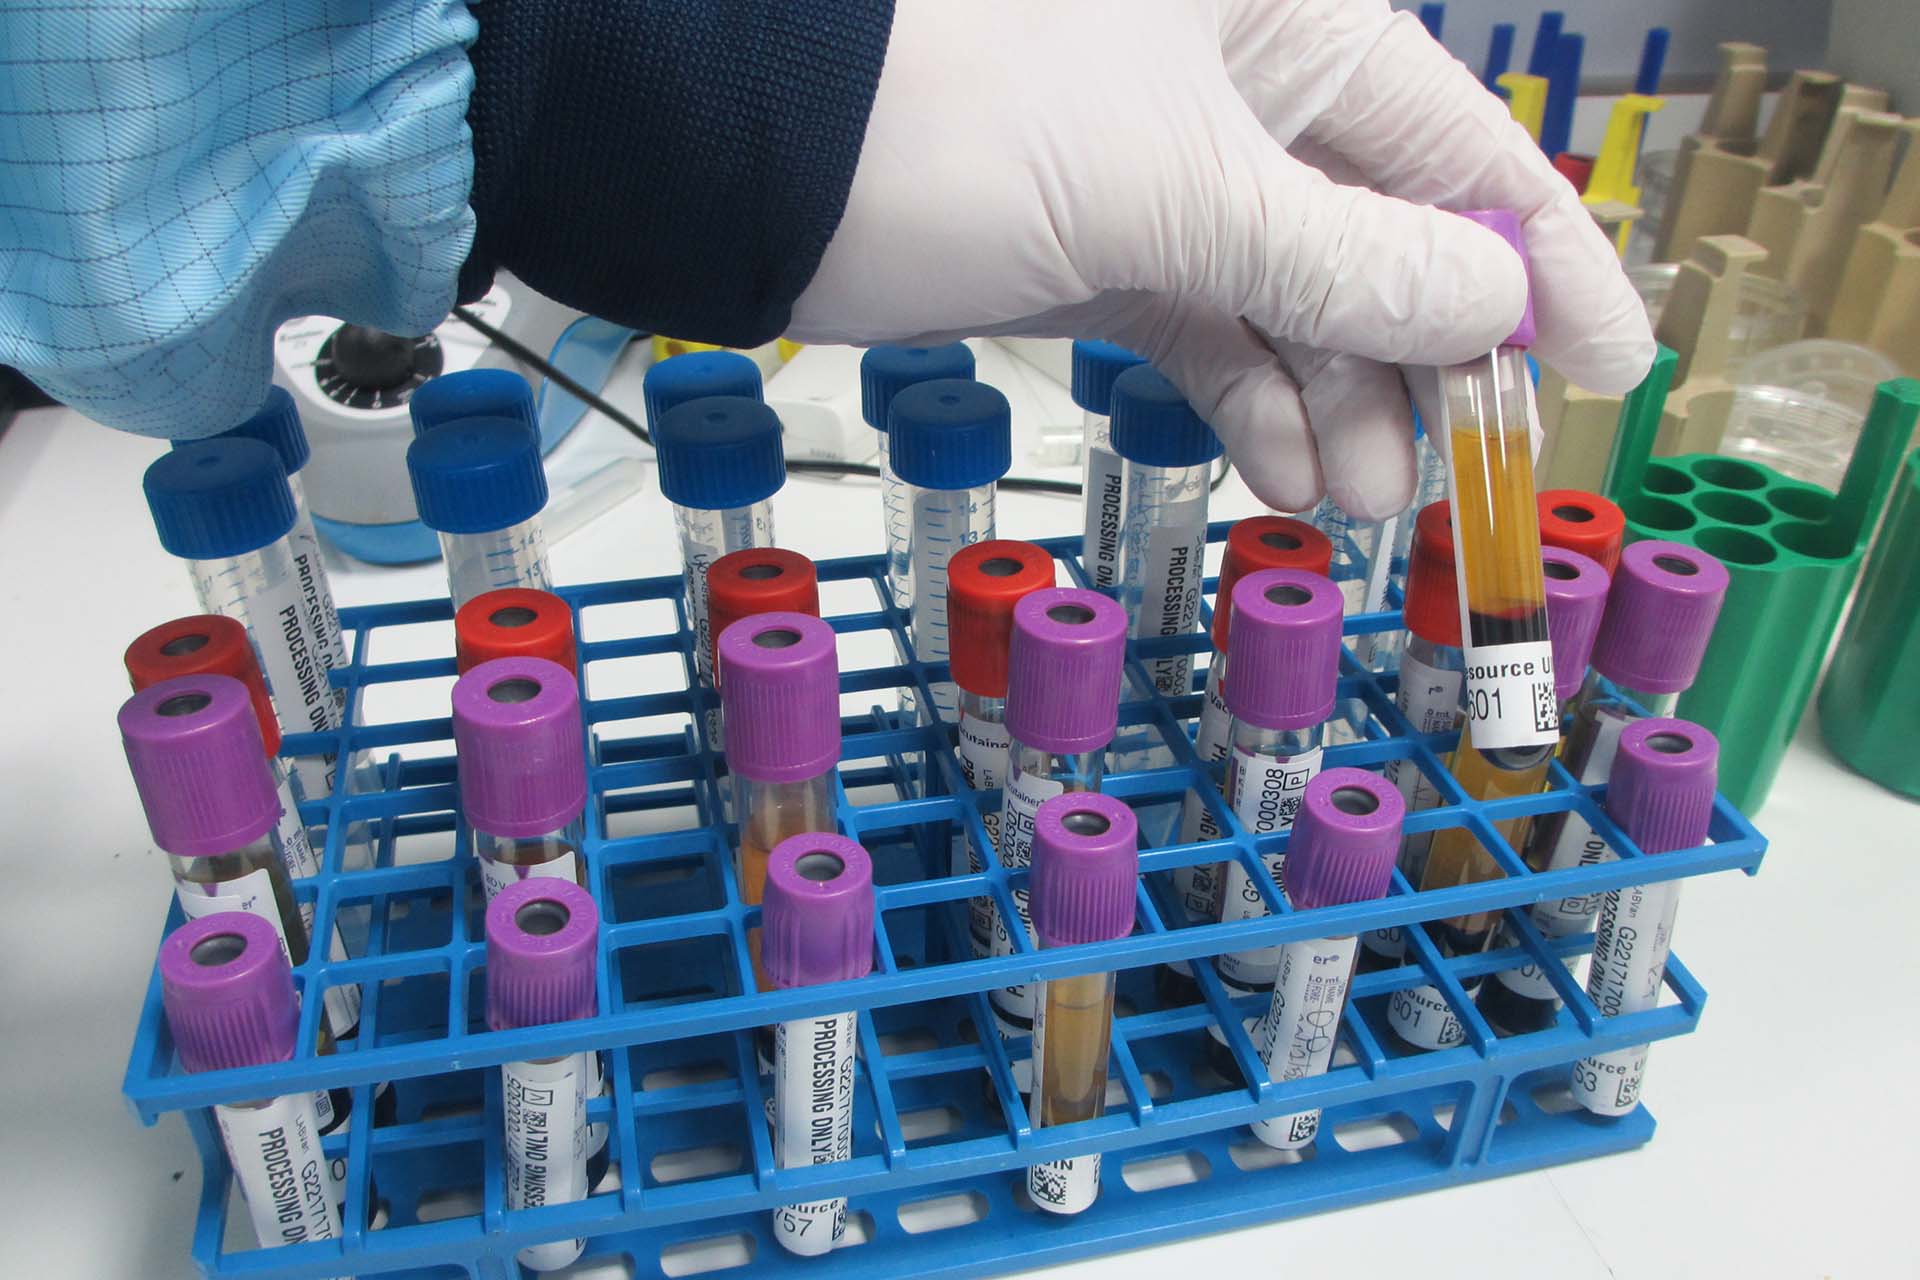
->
xmin=124 ymin=614 xmax=280 ymax=756
xmin=708 ymin=548 xmax=821 ymax=675
xmin=1213 ymin=516 xmax=1334 ymax=651
xmin=1538 ymin=489 xmax=1626 ymax=576
xmin=455 ymin=588 xmax=577 ymax=675
xmin=949 ymin=540 xmax=1056 ymax=697
xmin=1402 ymin=501 xmax=1461 ymax=649
xmin=1552 ymin=152 xmax=1594 ymax=194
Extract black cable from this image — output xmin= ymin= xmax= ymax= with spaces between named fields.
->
xmin=449 ymin=306 xmax=1223 ymax=498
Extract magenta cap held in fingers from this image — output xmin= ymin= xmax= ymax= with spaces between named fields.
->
xmin=486 ymin=878 xmax=599 ymax=1031
xmin=1282 ymin=769 xmax=1406 ymax=911
xmin=119 ymin=673 xmax=280 ymax=858
xmin=1591 ymin=541 xmax=1730 ymax=695
xmin=1605 ymin=718 xmax=1719 ymax=856
xmin=1224 ymin=569 xmax=1344 ymax=730
xmin=1004 ymin=589 xmax=1127 ymax=755
xmin=762 ymin=833 xmax=875 ymax=988
xmin=1029 ymin=792 xmax=1139 ymax=947
xmin=1542 ymin=547 xmax=1610 ymax=702
xmin=718 ymin=612 xmax=841 ymax=783
xmin=161 ymin=912 xmax=299 ymax=1073
xmin=453 ymin=657 xmax=587 ymax=839
xmin=1457 ymin=209 xmax=1536 ymax=349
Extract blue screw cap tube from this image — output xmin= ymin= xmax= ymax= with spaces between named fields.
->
xmin=409 ymin=368 xmax=539 ymax=439
xmin=888 ymin=379 xmax=1011 ymax=723
xmin=407 ymin=416 xmax=553 ymax=608
xmin=643 ymin=350 xmax=764 ymax=430
xmin=1072 ymin=340 xmax=1147 ymax=590
xmin=859 ymin=343 xmax=977 ymax=620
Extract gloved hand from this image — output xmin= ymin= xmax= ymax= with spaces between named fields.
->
xmin=792 ymin=0 xmax=1654 ymax=517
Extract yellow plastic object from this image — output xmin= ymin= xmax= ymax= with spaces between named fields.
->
xmin=652 ymin=335 xmax=803 ymax=367
xmin=1497 ymin=73 xmax=1548 ymax=141
xmin=1584 ymin=94 xmax=1664 ymax=256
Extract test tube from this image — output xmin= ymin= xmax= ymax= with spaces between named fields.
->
xmin=1204 ymin=569 xmax=1344 ymax=1057
xmin=410 ymin=367 xmax=540 ymax=437
xmin=407 ymin=417 xmax=552 ymax=608
xmin=1072 ymin=339 xmax=1147 ymax=589
xmin=159 ymin=913 xmax=343 ymax=1253
xmin=762 ymin=832 xmax=875 ymax=1256
xmin=452 ymin=657 xmax=590 ymax=901
xmin=706 ymin=548 xmax=821 ymax=679
xmin=120 ymin=673 xmax=359 ymax=1130
xmin=455 ymin=587 xmax=578 ymax=674
xmin=125 ymin=616 xmax=362 ymax=1041
xmin=1025 ymin=792 xmax=1138 ymax=1215
xmin=1249 ymin=769 xmax=1403 ymax=1150
xmin=145 ymin=439 xmax=351 ymax=817
xmin=1536 ymin=488 xmax=1626 ymax=577
xmin=987 ymin=589 xmax=1128 ymax=1039
xmin=887 ymin=378 xmax=1013 ymax=723
xmin=1439 ymin=210 xmax=1559 ymax=768
xmin=1480 ymin=541 xmax=1727 ymax=1034
xmin=1169 ymin=516 xmax=1333 ymax=986
xmin=1312 ymin=496 xmax=1399 ymax=672
xmin=719 ymin=612 xmax=843 ymax=990
xmin=947 ymin=540 xmax=1058 ymax=954
xmin=654 ymin=395 xmax=786 ymax=748
xmin=486 ymin=878 xmax=601 ymax=1272
xmin=858 ymin=343 xmax=978 ymax=613
xmin=1385 ymin=547 xmax=1608 ymax=1052
xmin=1570 ymin=719 xmax=1718 ymax=1116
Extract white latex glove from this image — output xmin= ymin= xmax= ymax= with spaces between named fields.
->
xmin=791 ymin=0 xmax=1654 ymax=518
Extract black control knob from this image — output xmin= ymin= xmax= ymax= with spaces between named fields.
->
xmin=313 ymin=324 xmax=444 ymax=410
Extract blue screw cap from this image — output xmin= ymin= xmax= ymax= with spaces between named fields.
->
xmin=859 ymin=343 xmax=975 ymax=431
xmin=409 ymin=369 xmax=539 ymax=439
xmin=643 ymin=351 xmax=764 ymax=431
xmin=887 ymin=379 xmax=1012 ymax=491
xmin=145 ymin=439 xmax=297 ymax=559
xmin=1069 ymin=340 xmax=1146 ymax=416
xmin=174 ymin=386 xmax=311 ymax=475
xmin=654 ymin=395 xmax=787 ymax=510
xmin=407 ymin=416 xmax=549 ymax=534
xmin=1109 ymin=365 xmax=1223 ymax=468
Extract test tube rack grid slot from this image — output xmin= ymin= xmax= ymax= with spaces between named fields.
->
xmin=122 ymin=523 xmax=1768 ymax=1280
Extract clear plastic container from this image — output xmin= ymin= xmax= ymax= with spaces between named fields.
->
xmin=1721 ymin=341 xmax=1903 ymax=491
xmin=1628 ymin=263 xmax=1807 ymax=374
xmin=1624 ymin=149 xmax=1676 ymax=268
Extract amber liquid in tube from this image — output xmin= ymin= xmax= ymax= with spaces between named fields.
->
xmin=1035 ymin=972 xmax=1114 ymax=1128
xmin=739 ymin=779 xmax=837 ymax=989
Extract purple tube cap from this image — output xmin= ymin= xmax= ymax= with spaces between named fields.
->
xmin=1605 ymin=718 xmax=1718 ymax=856
xmin=762 ymin=833 xmax=876 ymax=988
xmin=1224 ymin=569 xmax=1344 ymax=730
xmin=1003 ymin=589 xmax=1128 ymax=755
xmin=1543 ymin=547 xmax=1610 ymax=702
xmin=1591 ymin=541 xmax=1730 ymax=694
xmin=119 ymin=674 xmax=280 ymax=858
xmin=160 ymin=912 xmax=298 ymax=1073
xmin=1282 ymin=769 xmax=1406 ymax=911
xmin=486 ymin=878 xmax=599 ymax=1031
xmin=453 ymin=657 xmax=587 ymax=839
xmin=1029 ymin=793 xmax=1139 ymax=947
xmin=719 ymin=612 xmax=842 ymax=783
xmin=1457 ymin=209 xmax=1536 ymax=349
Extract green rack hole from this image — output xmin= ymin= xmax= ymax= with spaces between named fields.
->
xmin=1691 ymin=457 xmax=1768 ymax=491
xmin=1642 ymin=462 xmax=1694 ymax=495
xmin=1628 ymin=496 xmax=1696 ymax=534
xmin=1772 ymin=520 xmax=1855 ymax=562
xmin=1768 ymin=485 xmax=1834 ymax=522
xmin=1693 ymin=526 xmax=1778 ymax=566
xmin=1693 ymin=490 xmax=1770 ymax=527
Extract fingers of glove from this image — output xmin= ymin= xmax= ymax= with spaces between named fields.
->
xmin=1297 ymin=12 xmax=1653 ymax=393
xmin=1105 ymin=299 xmax=1326 ymax=513
xmin=1214 ymin=0 xmax=1398 ymax=144
xmin=1272 ymin=342 xmax=1417 ymax=520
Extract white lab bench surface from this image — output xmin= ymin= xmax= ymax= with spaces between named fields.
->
xmin=1 ymin=340 xmax=1912 ymax=1278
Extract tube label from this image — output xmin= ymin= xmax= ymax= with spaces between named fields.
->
xmin=1251 ymin=934 xmax=1359 ymax=1149
xmin=771 ymin=1011 xmax=857 ymax=1256
xmin=1460 ymin=639 xmax=1558 ymax=750
xmin=1383 ymin=650 xmax=1463 ymax=804
xmin=1172 ymin=670 xmax=1234 ymax=925
xmin=1531 ymin=709 xmax=1633 ymax=930
xmin=1571 ymin=878 xmax=1682 ymax=1116
xmin=1082 ymin=447 xmax=1127 ymax=590
xmin=1026 ymin=990 xmax=1100 ymax=1215
xmin=1386 ymin=981 xmax=1469 ymax=1051
xmin=503 ymin=1055 xmax=587 ymax=1270
xmin=217 ymin=1093 xmax=342 ymax=1253
xmin=479 ymin=849 xmax=580 ymax=905
xmin=1214 ymin=747 xmax=1322 ymax=991
xmin=1135 ymin=519 xmax=1207 ymax=696
xmin=177 ymin=868 xmax=295 ymax=965
xmin=988 ymin=766 xmax=1066 ymax=1029
xmin=269 ymin=772 xmax=362 ymax=1034
xmin=225 ymin=555 xmax=347 ymax=803
xmin=957 ymin=710 xmax=1010 ymax=954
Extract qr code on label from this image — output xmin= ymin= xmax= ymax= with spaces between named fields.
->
xmin=1531 ymin=679 xmax=1557 ymax=734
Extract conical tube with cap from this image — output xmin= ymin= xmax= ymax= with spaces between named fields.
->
xmin=859 ymin=344 xmax=977 ymax=613
xmin=407 ymin=418 xmax=552 ymax=608
xmin=1072 ymin=340 xmax=1147 ymax=589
